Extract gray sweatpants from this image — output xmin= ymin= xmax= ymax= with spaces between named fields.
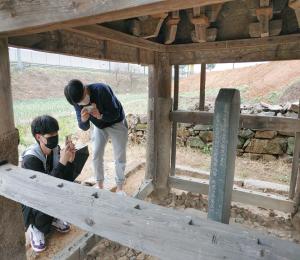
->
xmin=92 ymin=120 xmax=128 ymax=185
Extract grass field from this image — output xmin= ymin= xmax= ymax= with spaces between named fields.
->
xmin=14 ymin=93 xmax=149 ymax=150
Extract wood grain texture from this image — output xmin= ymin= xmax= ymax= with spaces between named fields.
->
xmin=0 ymin=0 xmax=233 ymax=37
xmin=170 ymin=111 xmax=300 ymax=132
xmin=1 ymin=164 xmax=300 ymax=260
xmin=167 ymin=34 xmax=300 ymax=64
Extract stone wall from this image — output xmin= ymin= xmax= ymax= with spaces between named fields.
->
xmin=126 ymin=101 xmax=298 ymax=162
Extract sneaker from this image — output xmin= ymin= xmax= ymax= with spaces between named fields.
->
xmin=52 ymin=219 xmax=70 ymax=233
xmin=29 ymin=225 xmax=46 ymax=253
xmin=116 ymin=190 xmax=127 ymax=196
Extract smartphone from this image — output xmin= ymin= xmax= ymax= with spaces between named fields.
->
xmin=84 ymin=105 xmax=94 ymax=113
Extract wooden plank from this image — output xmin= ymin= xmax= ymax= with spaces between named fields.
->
xmin=1 ymin=164 xmax=300 ymax=260
xmin=167 ymin=34 xmax=300 ymax=64
xmin=133 ymin=179 xmax=154 ymax=200
xmin=53 ymin=233 xmax=102 ymax=260
xmin=171 ymin=65 xmax=179 ymax=176
xmin=0 ymin=0 xmax=233 ymax=37
xmin=67 ymin=25 xmax=165 ymax=52
xmin=170 ymin=110 xmax=300 ymax=132
xmin=208 ymin=89 xmax=240 ymax=224
xmin=55 ymin=160 xmax=144 ymax=260
xmin=169 ymin=176 xmax=296 ymax=213
xmin=199 ymin=63 xmax=206 ymax=111
xmin=289 ymin=99 xmax=300 ymax=199
xmin=8 ymin=30 xmax=154 ymax=65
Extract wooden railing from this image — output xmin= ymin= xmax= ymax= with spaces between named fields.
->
xmin=1 ymin=163 xmax=300 ymax=260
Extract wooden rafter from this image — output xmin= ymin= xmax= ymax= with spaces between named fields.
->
xmin=167 ymin=34 xmax=300 ymax=64
xmin=131 ymin=13 xmax=167 ymax=39
xmin=164 ymin=11 xmax=180 ymax=44
xmin=0 ymin=0 xmax=233 ymax=37
xmin=67 ymin=25 xmax=166 ymax=52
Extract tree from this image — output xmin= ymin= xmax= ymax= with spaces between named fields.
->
xmin=206 ymin=64 xmax=216 ymax=71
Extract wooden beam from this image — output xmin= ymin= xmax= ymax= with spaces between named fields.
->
xmin=8 ymin=30 xmax=154 ymax=65
xmin=170 ymin=111 xmax=300 ymax=132
xmin=146 ymin=53 xmax=172 ymax=197
xmin=171 ymin=65 xmax=179 ymax=176
xmin=167 ymin=34 xmax=300 ymax=64
xmin=1 ymin=164 xmax=300 ymax=260
xmin=131 ymin=13 xmax=167 ymax=39
xmin=0 ymin=0 xmax=233 ymax=37
xmin=169 ymin=176 xmax=296 ymax=213
xmin=0 ymin=38 xmax=26 ymax=260
xmin=133 ymin=179 xmax=154 ymax=200
xmin=67 ymin=25 xmax=166 ymax=52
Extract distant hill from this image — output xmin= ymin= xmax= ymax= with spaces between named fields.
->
xmin=180 ymin=60 xmax=300 ymax=104
xmin=11 ymin=61 xmax=300 ymax=104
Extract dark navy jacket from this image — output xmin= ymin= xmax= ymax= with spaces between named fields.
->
xmin=74 ymin=83 xmax=124 ymax=130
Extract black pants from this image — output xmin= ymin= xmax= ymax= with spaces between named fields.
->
xmin=22 ymin=205 xmax=53 ymax=234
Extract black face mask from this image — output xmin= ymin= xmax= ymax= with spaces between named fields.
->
xmin=44 ymin=135 xmax=59 ymax=150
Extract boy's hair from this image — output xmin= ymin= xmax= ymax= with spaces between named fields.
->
xmin=65 ymin=79 xmax=84 ymax=104
xmin=31 ymin=115 xmax=59 ymax=139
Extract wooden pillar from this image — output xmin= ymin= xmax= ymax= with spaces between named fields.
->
xmin=199 ymin=63 xmax=206 ymax=111
xmin=289 ymin=100 xmax=300 ymax=199
xmin=145 ymin=53 xmax=172 ymax=197
xmin=0 ymin=38 xmax=26 ymax=260
xmin=170 ymin=65 xmax=179 ymax=176
xmin=208 ymin=89 xmax=240 ymax=224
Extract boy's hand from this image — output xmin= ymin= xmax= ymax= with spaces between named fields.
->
xmin=81 ymin=108 xmax=90 ymax=122
xmin=60 ymin=143 xmax=76 ymax=165
xmin=90 ymin=104 xmax=102 ymax=119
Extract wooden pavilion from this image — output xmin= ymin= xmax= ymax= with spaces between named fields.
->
xmin=1 ymin=0 xmax=300 ymax=259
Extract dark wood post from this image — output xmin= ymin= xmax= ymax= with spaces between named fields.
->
xmin=146 ymin=53 xmax=172 ymax=197
xmin=199 ymin=63 xmax=206 ymax=111
xmin=170 ymin=65 xmax=179 ymax=176
xmin=0 ymin=38 xmax=26 ymax=260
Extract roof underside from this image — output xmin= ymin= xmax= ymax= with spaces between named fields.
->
xmin=2 ymin=0 xmax=300 ymax=64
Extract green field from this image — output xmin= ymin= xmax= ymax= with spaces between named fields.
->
xmin=14 ymin=94 xmax=149 ymax=150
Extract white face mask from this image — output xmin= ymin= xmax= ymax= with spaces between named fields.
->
xmin=78 ymin=94 xmax=90 ymax=106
